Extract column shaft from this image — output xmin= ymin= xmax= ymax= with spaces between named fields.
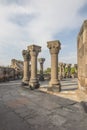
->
xmin=22 ymin=50 xmax=29 ymax=85
xmin=28 ymin=45 xmax=41 ymax=89
xmin=50 ymin=53 xmax=58 ymax=84
xmin=40 ymin=63 xmax=43 ymax=74
xmin=30 ymin=54 xmax=37 ymax=80
xmin=23 ymin=60 xmax=29 ymax=81
xmin=38 ymin=58 xmax=45 ymax=81
xmin=47 ymin=40 xmax=61 ymax=92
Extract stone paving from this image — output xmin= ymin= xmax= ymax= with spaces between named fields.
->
xmin=0 ymin=79 xmax=87 ymax=130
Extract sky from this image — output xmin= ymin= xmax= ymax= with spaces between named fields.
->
xmin=0 ymin=0 xmax=87 ymax=69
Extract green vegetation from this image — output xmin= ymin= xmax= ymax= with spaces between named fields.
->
xmin=44 ymin=67 xmax=51 ymax=74
xmin=71 ymin=67 xmax=75 ymax=74
xmin=65 ymin=67 xmax=68 ymax=74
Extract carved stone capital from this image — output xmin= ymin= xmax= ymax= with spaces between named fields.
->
xmin=78 ymin=20 xmax=87 ymax=36
xmin=22 ymin=50 xmax=30 ymax=61
xmin=63 ymin=63 xmax=66 ymax=67
xmin=47 ymin=40 xmax=61 ymax=54
xmin=67 ymin=64 xmax=71 ymax=68
xmin=59 ymin=62 xmax=63 ymax=67
xmin=83 ymin=20 xmax=87 ymax=29
xmin=27 ymin=45 xmax=41 ymax=56
xmin=38 ymin=58 xmax=45 ymax=64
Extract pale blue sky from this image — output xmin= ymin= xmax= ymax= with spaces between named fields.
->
xmin=0 ymin=0 xmax=87 ymax=69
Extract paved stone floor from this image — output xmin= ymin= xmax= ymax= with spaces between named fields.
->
xmin=40 ymin=78 xmax=78 ymax=90
xmin=0 ymin=79 xmax=87 ymax=130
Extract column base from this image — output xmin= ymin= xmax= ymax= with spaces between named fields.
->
xmin=29 ymin=79 xmax=40 ymax=90
xmin=48 ymin=84 xmax=61 ymax=92
xmin=21 ymin=81 xmax=28 ymax=86
xmin=39 ymin=76 xmax=44 ymax=81
xmin=22 ymin=79 xmax=29 ymax=86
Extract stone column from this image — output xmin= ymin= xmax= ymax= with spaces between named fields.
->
xmin=47 ymin=40 xmax=61 ymax=92
xmin=62 ymin=63 xmax=66 ymax=78
xmin=38 ymin=58 xmax=45 ymax=81
xmin=77 ymin=20 xmax=87 ymax=92
xmin=28 ymin=45 xmax=41 ymax=89
xmin=67 ymin=64 xmax=71 ymax=78
xmin=22 ymin=50 xmax=30 ymax=85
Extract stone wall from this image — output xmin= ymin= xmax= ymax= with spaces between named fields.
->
xmin=0 ymin=66 xmax=15 ymax=82
xmin=77 ymin=20 xmax=87 ymax=92
xmin=11 ymin=59 xmax=23 ymax=78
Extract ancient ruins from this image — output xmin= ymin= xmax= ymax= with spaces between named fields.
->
xmin=1 ymin=20 xmax=87 ymax=95
xmin=38 ymin=58 xmax=45 ymax=81
xmin=47 ymin=40 xmax=61 ymax=92
xmin=0 ymin=59 xmax=23 ymax=82
xmin=77 ymin=20 xmax=87 ymax=93
xmin=21 ymin=39 xmax=78 ymax=91
xmin=22 ymin=50 xmax=30 ymax=85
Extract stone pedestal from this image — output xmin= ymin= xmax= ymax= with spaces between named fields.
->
xmin=47 ymin=40 xmax=61 ymax=92
xmin=22 ymin=50 xmax=30 ymax=85
xmin=38 ymin=58 xmax=45 ymax=81
xmin=28 ymin=45 xmax=41 ymax=89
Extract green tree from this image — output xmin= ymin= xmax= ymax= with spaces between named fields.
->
xmin=65 ymin=67 xmax=68 ymax=73
xmin=71 ymin=67 xmax=75 ymax=74
xmin=44 ymin=67 xmax=51 ymax=74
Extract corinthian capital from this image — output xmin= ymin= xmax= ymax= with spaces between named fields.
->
xmin=22 ymin=50 xmax=30 ymax=61
xmin=27 ymin=45 xmax=41 ymax=56
xmin=47 ymin=40 xmax=61 ymax=54
xmin=38 ymin=58 xmax=45 ymax=64
xmin=59 ymin=62 xmax=63 ymax=67
xmin=67 ymin=64 xmax=71 ymax=68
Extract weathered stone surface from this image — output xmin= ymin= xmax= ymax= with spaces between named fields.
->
xmin=0 ymin=80 xmax=87 ymax=130
xmin=28 ymin=45 xmax=41 ymax=89
xmin=77 ymin=20 xmax=87 ymax=92
xmin=38 ymin=58 xmax=45 ymax=81
xmin=47 ymin=40 xmax=61 ymax=92
xmin=22 ymin=50 xmax=30 ymax=85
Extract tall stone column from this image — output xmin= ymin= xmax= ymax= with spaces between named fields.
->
xmin=47 ymin=40 xmax=61 ymax=92
xmin=67 ymin=64 xmax=71 ymax=78
xmin=28 ymin=45 xmax=41 ymax=89
xmin=38 ymin=58 xmax=45 ymax=81
xmin=62 ymin=63 xmax=66 ymax=78
xmin=22 ymin=50 xmax=30 ymax=85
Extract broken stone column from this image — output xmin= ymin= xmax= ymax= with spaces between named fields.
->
xmin=28 ymin=45 xmax=41 ymax=89
xmin=67 ymin=64 xmax=71 ymax=78
xmin=77 ymin=20 xmax=87 ymax=92
xmin=22 ymin=50 xmax=30 ymax=85
xmin=47 ymin=40 xmax=61 ymax=92
xmin=38 ymin=58 xmax=45 ymax=81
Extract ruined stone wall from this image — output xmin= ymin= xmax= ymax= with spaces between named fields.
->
xmin=77 ymin=20 xmax=87 ymax=92
xmin=11 ymin=59 xmax=23 ymax=78
xmin=0 ymin=66 xmax=15 ymax=82
xmin=11 ymin=59 xmax=23 ymax=71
